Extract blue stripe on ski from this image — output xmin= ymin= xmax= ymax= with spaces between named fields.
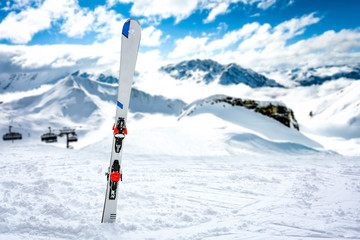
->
xmin=117 ymin=101 xmax=123 ymax=109
xmin=122 ymin=21 xmax=130 ymax=38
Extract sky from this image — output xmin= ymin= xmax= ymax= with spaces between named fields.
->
xmin=0 ymin=0 xmax=359 ymax=75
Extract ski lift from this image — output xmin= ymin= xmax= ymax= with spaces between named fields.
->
xmin=3 ymin=126 xmax=22 ymax=141
xmin=41 ymin=127 xmax=57 ymax=143
xmin=68 ymin=132 xmax=78 ymax=142
xmin=59 ymin=127 xmax=78 ymax=148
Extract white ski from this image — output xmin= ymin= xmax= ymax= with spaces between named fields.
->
xmin=101 ymin=19 xmax=141 ymax=223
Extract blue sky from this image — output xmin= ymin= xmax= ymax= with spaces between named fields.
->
xmin=0 ymin=0 xmax=359 ymax=74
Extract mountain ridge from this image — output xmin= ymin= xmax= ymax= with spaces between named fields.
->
xmin=0 ymin=73 xmax=186 ymax=137
xmin=160 ymin=59 xmax=283 ymax=88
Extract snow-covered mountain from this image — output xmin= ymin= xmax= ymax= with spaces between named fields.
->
xmin=301 ymin=80 xmax=360 ymax=139
xmin=0 ymin=70 xmax=121 ymax=93
xmin=160 ymin=59 xmax=283 ymax=87
xmin=0 ymin=71 xmax=67 ymax=93
xmin=96 ymin=73 xmax=118 ymax=84
xmin=0 ymin=72 xmax=186 ymax=146
xmin=286 ymin=65 xmax=360 ymax=86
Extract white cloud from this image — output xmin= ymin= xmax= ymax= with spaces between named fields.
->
xmin=166 ymin=13 xmax=360 ymax=72
xmin=237 ymin=23 xmax=273 ymax=51
xmin=0 ymin=0 xmax=126 ymax=44
xmin=237 ymin=12 xmax=321 ymax=51
xmin=201 ymin=0 xmax=282 ymax=23
xmin=168 ymin=13 xmax=321 ymax=60
xmin=0 ymin=6 xmax=52 ymax=43
xmin=0 ymin=39 xmax=166 ymax=77
xmin=111 ymin=0 xmax=283 ymax=24
xmin=274 ymin=12 xmax=321 ymax=38
xmin=92 ymin=6 xmax=124 ymax=40
xmin=0 ymin=0 xmax=88 ymax=43
xmin=0 ymin=0 xmax=42 ymax=11
xmin=244 ymin=0 xmax=278 ymax=10
xmin=1 ymin=0 xmax=358 ymax=77
xmin=0 ymin=0 xmax=295 ymax=45
xmin=119 ymin=0 xmax=200 ymax=24
xmin=289 ymin=29 xmax=360 ymax=54
xmin=60 ymin=8 xmax=95 ymax=38
xmin=136 ymin=49 xmax=164 ymax=71
xmin=256 ymin=0 xmax=276 ymax=9
xmin=220 ymin=28 xmax=360 ymax=72
xmin=142 ymin=26 xmax=163 ymax=47
xmin=168 ymin=36 xmax=208 ymax=58
xmin=105 ymin=0 xmax=118 ymax=8
xmin=207 ymin=22 xmax=260 ymax=51
xmin=0 ymin=41 xmax=119 ymax=74
xmin=204 ymin=2 xmax=230 ymax=23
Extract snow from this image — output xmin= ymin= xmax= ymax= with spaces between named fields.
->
xmin=1 ymin=62 xmax=360 ymax=239
xmin=1 ymin=130 xmax=359 ymax=239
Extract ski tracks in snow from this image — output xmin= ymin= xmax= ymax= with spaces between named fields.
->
xmin=0 ymin=143 xmax=360 ymax=239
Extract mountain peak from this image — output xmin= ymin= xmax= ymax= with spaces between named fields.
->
xmin=160 ymin=59 xmax=283 ymax=88
xmin=97 ymin=73 xmax=118 ymax=84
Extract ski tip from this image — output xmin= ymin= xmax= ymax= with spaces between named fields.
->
xmin=125 ymin=18 xmax=141 ymax=26
xmin=122 ymin=21 xmax=130 ymax=38
xmin=122 ymin=19 xmax=141 ymax=38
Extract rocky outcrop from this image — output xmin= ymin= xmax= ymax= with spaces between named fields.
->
xmin=181 ymin=95 xmax=299 ymax=130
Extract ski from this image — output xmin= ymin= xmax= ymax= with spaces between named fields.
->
xmin=101 ymin=19 xmax=141 ymax=223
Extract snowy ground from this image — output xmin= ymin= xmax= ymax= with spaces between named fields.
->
xmin=1 ymin=119 xmax=360 ymax=240
xmin=1 ymin=70 xmax=360 ymax=239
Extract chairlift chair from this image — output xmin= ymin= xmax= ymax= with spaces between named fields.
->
xmin=41 ymin=127 xmax=57 ymax=143
xmin=3 ymin=126 xmax=22 ymax=141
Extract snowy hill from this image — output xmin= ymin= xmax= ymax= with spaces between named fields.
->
xmin=160 ymin=59 xmax=283 ymax=87
xmin=179 ymin=95 xmax=322 ymax=154
xmin=180 ymin=95 xmax=300 ymax=130
xmin=301 ymin=80 xmax=360 ymax=139
xmin=130 ymin=88 xmax=185 ymax=115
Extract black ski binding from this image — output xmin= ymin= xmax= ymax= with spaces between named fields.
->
xmin=113 ymin=117 xmax=126 ymax=153
xmin=109 ymin=160 xmax=122 ymax=200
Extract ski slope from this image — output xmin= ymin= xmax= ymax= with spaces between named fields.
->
xmin=0 ymin=126 xmax=359 ymax=239
xmin=0 ymin=99 xmax=360 ymax=239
